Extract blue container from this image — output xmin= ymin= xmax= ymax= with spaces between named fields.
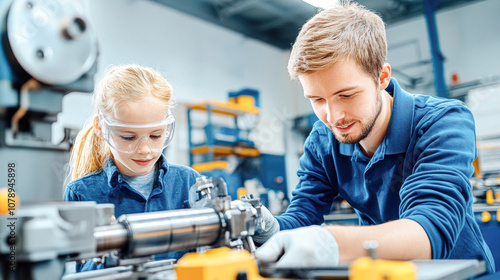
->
xmin=204 ymin=124 xmax=254 ymax=147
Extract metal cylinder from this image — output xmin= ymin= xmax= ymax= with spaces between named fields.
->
xmin=95 ymin=224 xmax=128 ymax=254
xmin=117 ymin=207 xmax=222 ymax=257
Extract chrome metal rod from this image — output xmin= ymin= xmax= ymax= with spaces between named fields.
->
xmin=118 ymin=207 xmax=222 ymax=257
xmin=94 ymin=224 xmax=128 ymax=253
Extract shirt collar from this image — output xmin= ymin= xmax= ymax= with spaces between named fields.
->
xmin=156 ymin=153 xmax=169 ymax=179
xmin=339 ymin=78 xmax=414 ymax=156
xmin=384 ymin=78 xmax=414 ymax=155
xmin=104 ymin=158 xmax=120 ymax=186
xmin=104 ymin=154 xmax=170 ymax=187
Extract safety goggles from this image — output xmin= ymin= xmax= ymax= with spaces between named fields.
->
xmin=99 ymin=112 xmax=175 ymax=154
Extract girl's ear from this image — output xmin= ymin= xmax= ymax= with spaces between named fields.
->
xmin=94 ymin=115 xmax=102 ymax=138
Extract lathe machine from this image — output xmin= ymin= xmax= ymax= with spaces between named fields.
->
xmin=0 ymin=176 xmax=490 ymax=280
xmin=0 ymin=176 xmax=266 ymax=279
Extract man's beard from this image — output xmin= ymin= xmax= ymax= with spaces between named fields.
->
xmin=330 ymin=91 xmax=383 ymax=144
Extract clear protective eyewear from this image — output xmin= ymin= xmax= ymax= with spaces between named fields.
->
xmin=99 ymin=111 xmax=175 ymax=154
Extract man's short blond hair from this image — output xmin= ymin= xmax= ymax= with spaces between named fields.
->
xmin=288 ymin=1 xmax=387 ymax=82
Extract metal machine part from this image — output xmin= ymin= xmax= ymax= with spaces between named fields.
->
xmin=93 ymin=176 xmax=262 ymax=258
xmin=5 ymin=0 xmax=98 ymax=85
xmin=111 ymin=208 xmax=222 ymax=257
xmin=62 ymin=259 xmax=177 ymax=280
xmin=0 ymin=0 xmax=97 ymax=151
xmin=0 ymin=201 xmax=113 ymax=280
xmin=189 ymin=175 xmax=229 ymax=207
xmin=0 ymin=176 xmax=265 ymax=280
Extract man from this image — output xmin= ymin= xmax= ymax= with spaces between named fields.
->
xmin=253 ymin=1 xmax=495 ymax=273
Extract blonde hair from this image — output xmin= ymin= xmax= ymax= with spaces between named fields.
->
xmin=69 ymin=65 xmax=173 ymax=180
xmin=288 ymin=1 xmax=387 ymax=82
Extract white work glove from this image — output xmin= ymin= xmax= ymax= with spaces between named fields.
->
xmin=252 ymin=205 xmax=280 ymax=244
xmin=255 ymin=225 xmax=339 ymax=268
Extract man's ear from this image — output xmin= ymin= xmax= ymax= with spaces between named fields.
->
xmin=93 ymin=115 xmax=102 ymax=138
xmin=379 ymin=63 xmax=391 ymax=90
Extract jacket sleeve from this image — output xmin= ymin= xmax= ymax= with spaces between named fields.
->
xmin=276 ymin=129 xmax=338 ymax=230
xmin=63 ymin=182 xmax=83 ymax=201
xmin=184 ymin=168 xmax=201 ymax=208
xmin=399 ymin=102 xmax=476 ymax=259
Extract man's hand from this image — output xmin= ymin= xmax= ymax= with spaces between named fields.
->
xmin=255 ymin=225 xmax=339 ymax=267
xmin=252 ymin=205 xmax=280 ymax=244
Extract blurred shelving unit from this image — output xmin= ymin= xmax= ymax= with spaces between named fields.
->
xmin=186 ymin=90 xmax=289 ymax=213
xmin=186 ymin=89 xmax=262 ymax=198
xmin=187 ymin=90 xmax=260 ymax=168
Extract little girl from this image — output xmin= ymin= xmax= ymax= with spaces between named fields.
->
xmin=64 ymin=64 xmax=199 ymax=271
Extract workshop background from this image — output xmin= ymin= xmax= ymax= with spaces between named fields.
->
xmin=1 ymin=0 xmax=500 ymax=274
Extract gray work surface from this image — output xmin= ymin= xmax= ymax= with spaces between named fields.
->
xmin=412 ymin=259 xmax=486 ymax=280
xmin=260 ymin=259 xmax=486 ymax=280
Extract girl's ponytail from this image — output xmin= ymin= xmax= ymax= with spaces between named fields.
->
xmin=69 ymin=116 xmax=111 ymax=180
